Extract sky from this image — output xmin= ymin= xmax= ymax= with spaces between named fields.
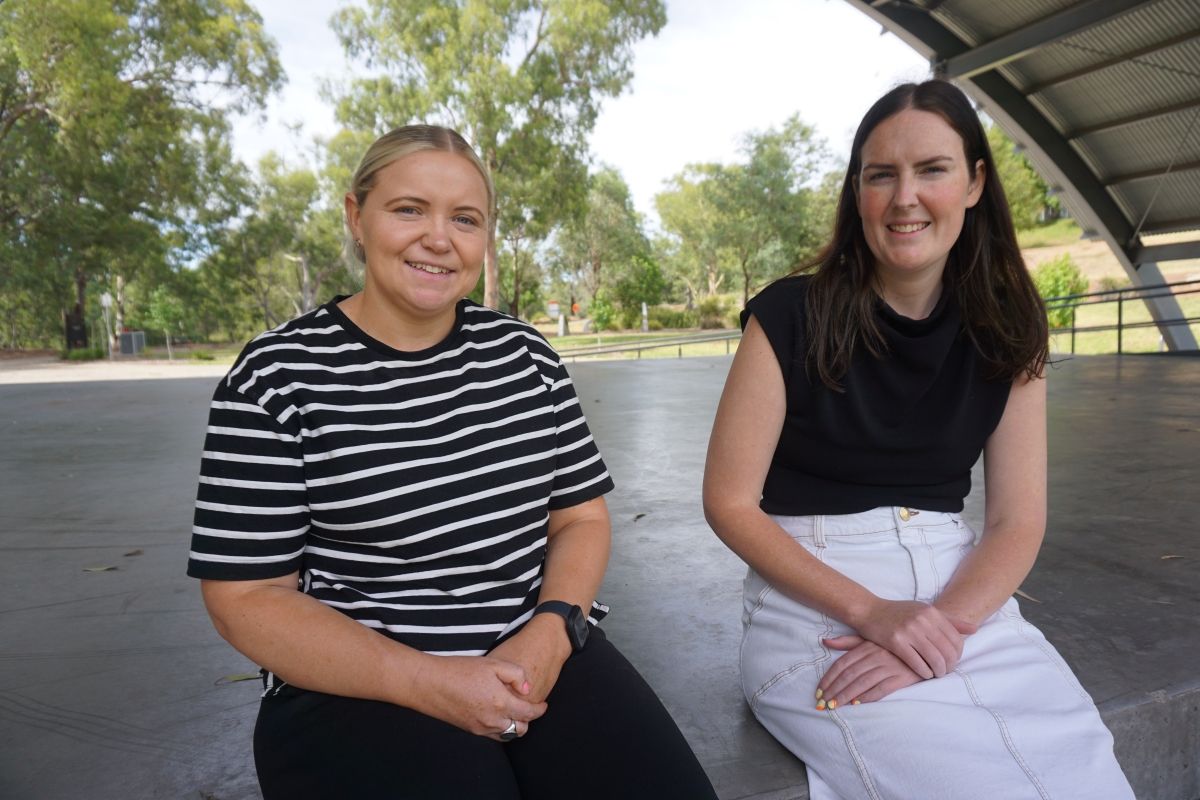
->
xmin=229 ymin=0 xmax=931 ymax=224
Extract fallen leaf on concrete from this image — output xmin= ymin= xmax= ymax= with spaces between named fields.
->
xmin=1014 ymin=588 xmax=1042 ymax=604
xmin=633 ymin=513 xmax=647 ymax=522
xmin=1160 ymin=554 xmax=1184 ymax=560
xmin=82 ymin=565 xmax=118 ymax=572
xmin=123 ymin=549 xmax=144 ymax=557
xmin=215 ymin=673 xmax=261 ymax=686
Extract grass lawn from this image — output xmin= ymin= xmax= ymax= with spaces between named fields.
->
xmin=1049 ymin=290 xmax=1200 ymax=354
xmin=1017 ymin=218 xmax=1083 ymax=249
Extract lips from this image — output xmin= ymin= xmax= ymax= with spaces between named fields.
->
xmin=887 ymin=222 xmax=930 ymax=233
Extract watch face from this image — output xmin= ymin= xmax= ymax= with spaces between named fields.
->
xmin=568 ymin=606 xmax=589 ymax=650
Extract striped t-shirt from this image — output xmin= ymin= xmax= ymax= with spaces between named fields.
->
xmin=187 ymin=298 xmax=614 ymax=656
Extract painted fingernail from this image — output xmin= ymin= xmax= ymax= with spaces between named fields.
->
xmin=828 ymin=699 xmax=839 ymax=710
xmin=852 ymin=699 xmax=862 ymax=705
xmin=816 ymin=699 xmax=827 ymax=711
xmin=815 ymin=688 xmax=824 ymax=700
xmin=522 ymin=681 xmax=530 ymax=693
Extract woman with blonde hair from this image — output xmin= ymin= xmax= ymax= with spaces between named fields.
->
xmin=190 ymin=124 xmax=716 ymax=799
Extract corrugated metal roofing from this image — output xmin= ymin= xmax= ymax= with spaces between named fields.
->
xmin=846 ymin=0 xmax=1200 ymax=245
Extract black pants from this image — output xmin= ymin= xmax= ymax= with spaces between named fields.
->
xmin=254 ymin=628 xmax=718 ymax=799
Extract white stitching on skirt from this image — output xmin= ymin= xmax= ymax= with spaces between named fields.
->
xmin=827 ymin=709 xmax=883 ymax=800
xmin=1002 ymin=608 xmax=1092 ymax=703
xmin=955 ymin=667 xmax=1051 ymax=799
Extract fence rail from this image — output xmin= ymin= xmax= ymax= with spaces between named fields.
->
xmin=1045 ymin=278 xmax=1200 ymax=354
xmin=550 ymin=279 xmax=1200 ymax=361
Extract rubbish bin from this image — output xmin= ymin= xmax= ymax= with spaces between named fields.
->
xmin=119 ymin=331 xmax=146 ymax=355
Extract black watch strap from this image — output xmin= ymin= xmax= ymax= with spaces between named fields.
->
xmin=533 ymin=600 xmax=588 ymax=653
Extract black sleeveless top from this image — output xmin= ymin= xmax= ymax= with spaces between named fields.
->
xmin=742 ymin=275 xmax=1011 ymax=515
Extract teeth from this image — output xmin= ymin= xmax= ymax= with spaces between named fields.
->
xmin=889 ymin=223 xmax=929 ymax=233
xmin=409 ymin=261 xmax=450 ymax=274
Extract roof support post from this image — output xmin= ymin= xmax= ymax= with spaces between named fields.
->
xmin=1128 ymin=262 xmax=1199 ymax=350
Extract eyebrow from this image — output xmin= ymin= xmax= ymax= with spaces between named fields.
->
xmin=862 ymin=155 xmax=955 ymax=170
xmin=382 ymin=195 xmax=486 ymax=216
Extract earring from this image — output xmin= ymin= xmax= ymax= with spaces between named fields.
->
xmin=354 ymin=239 xmax=365 ymax=261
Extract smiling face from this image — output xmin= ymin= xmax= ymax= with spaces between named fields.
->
xmin=345 ymin=150 xmax=489 ymax=335
xmin=855 ymin=108 xmax=985 ymax=290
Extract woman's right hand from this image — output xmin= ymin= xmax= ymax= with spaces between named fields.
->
xmin=853 ymin=599 xmax=976 ymax=679
xmin=410 ymin=654 xmax=548 ymax=741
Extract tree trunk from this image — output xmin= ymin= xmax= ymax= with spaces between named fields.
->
xmin=483 ymin=147 xmax=500 ymax=309
xmin=114 ymin=274 xmax=127 ymax=350
xmin=485 ymin=241 xmax=500 ymax=310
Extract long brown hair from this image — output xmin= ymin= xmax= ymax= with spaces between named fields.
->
xmin=803 ymin=80 xmax=1047 ymax=391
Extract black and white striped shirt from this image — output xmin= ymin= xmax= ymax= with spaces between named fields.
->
xmin=188 ymin=298 xmax=613 ymax=656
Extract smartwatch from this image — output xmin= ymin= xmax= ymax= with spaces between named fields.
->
xmin=533 ymin=600 xmax=589 ymax=653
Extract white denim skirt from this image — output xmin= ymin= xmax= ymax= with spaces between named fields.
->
xmin=740 ymin=507 xmax=1134 ymax=800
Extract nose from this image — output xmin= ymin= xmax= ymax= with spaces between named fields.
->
xmin=422 ymin=217 xmax=451 ymax=253
xmin=893 ymin=173 xmax=919 ymax=208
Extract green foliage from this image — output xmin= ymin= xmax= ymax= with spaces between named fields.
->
xmin=987 ymin=124 xmax=1053 ymax=231
xmin=648 ymin=306 xmax=698 ymax=329
xmin=697 ymin=295 xmax=734 ymax=329
xmin=550 ymin=167 xmax=654 ymax=309
xmin=655 ymin=116 xmax=834 ymax=306
xmin=1033 ymin=254 xmax=1089 ymax=329
xmin=0 ymin=0 xmax=283 ymax=346
xmin=329 ymin=0 xmax=666 ymax=308
xmin=1016 ymin=218 xmax=1082 ymax=249
xmin=60 ymin=347 xmax=106 ymax=361
xmin=587 ymin=291 xmax=616 ymax=331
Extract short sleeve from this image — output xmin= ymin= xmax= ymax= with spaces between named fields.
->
xmin=534 ymin=350 xmax=615 ymax=510
xmin=741 ymin=275 xmax=807 ymax=384
xmin=187 ymin=379 xmax=310 ymax=581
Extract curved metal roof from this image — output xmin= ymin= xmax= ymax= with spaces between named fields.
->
xmin=845 ymin=0 xmax=1200 ymax=349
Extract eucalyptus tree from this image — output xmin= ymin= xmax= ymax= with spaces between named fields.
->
xmin=0 ymin=0 xmax=282 ymax=346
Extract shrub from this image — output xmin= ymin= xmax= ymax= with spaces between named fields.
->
xmin=648 ymin=306 xmax=698 ymax=329
xmin=190 ymin=350 xmax=215 ymax=361
xmin=588 ymin=292 xmax=616 ymax=331
xmin=697 ymin=295 xmax=732 ymax=329
xmin=1033 ymin=254 xmax=1088 ymax=329
xmin=60 ymin=347 xmax=106 ymax=361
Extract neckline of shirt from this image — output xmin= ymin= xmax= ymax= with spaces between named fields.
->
xmin=324 ymin=295 xmax=469 ymax=361
xmin=875 ymin=284 xmax=953 ymax=337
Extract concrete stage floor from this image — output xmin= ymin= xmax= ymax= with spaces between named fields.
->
xmin=0 ymin=353 xmax=1197 ymax=799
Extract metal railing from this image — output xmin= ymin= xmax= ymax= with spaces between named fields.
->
xmin=554 ymin=330 xmax=740 ymax=362
xmin=551 ymin=278 xmax=1200 ymax=361
xmin=1045 ymin=278 xmax=1200 ymax=354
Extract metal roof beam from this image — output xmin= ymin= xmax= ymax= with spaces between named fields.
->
xmin=1129 ymin=240 xmax=1200 ymax=263
xmin=941 ymin=0 xmax=1152 ymax=80
xmin=1026 ymin=26 xmax=1200 ymax=95
xmin=1068 ymin=96 xmax=1200 ymax=139
xmin=1105 ymin=159 xmax=1200 ymax=186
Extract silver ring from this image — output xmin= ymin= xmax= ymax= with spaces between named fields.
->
xmin=500 ymin=720 xmax=519 ymax=741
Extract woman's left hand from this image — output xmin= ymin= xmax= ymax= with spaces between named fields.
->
xmin=489 ymin=613 xmax=573 ymax=705
xmin=816 ymin=635 xmax=924 ymax=708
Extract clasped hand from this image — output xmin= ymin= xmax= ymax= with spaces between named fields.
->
xmin=817 ymin=600 xmax=976 ymax=708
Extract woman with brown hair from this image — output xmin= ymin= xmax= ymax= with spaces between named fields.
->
xmin=189 ymin=124 xmax=716 ymax=799
xmin=704 ymin=81 xmax=1133 ymax=798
